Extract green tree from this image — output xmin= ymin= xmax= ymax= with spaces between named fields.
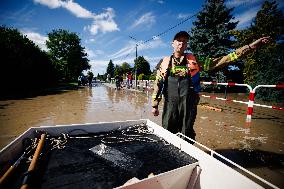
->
xmin=87 ymin=71 xmax=94 ymax=80
xmin=114 ymin=64 xmax=123 ymax=76
xmin=188 ymin=0 xmax=238 ymax=57
xmin=188 ymin=0 xmax=238 ymax=83
xmin=46 ymin=29 xmax=90 ymax=82
xmin=134 ymin=56 xmax=151 ymax=76
xmin=255 ymin=45 xmax=284 ymax=101
xmin=232 ymin=1 xmax=284 ymax=101
xmin=120 ymin=62 xmax=132 ymax=74
xmin=0 ymin=26 xmax=56 ymax=93
xmin=106 ymin=59 xmax=115 ymax=77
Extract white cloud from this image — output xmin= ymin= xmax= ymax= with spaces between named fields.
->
xmin=112 ymin=41 xmax=138 ymax=59
xmin=225 ymin=0 xmax=262 ymax=8
xmin=33 ymin=0 xmax=119 ymax=35
xmin=85 ymin=48 xmax=104 ymax=59
xmin=177 ymin=13 xmax=191 ymax=19
xmin=143 ymin=55 xmax=164 ymax=70
xmin=34 ymin=0 xmax=61 ymax=9
xmin=61 ymin=0 xmax=94 ymax=18
xmin=23 ymin=31 xmax=48 ymax=51
xmin=234 ymin=7 xmax=259 ymax=29
xmin=34 ymin=0 xmax=93 ymax=17
xmin=111 ymin=38 xmax=166 ymax=60
xmin=138 ymin=38 xmax=166 ymax=51
xmin=88 ymin=59 xmax=110 ymax=75
xmin=87 ymin=8 xmax=119 ymax=35
xmin=152 ymin=35 xmax=160 ymax=40
xmin=89 ymin=53 xmax=165 ymax=76
xmin=129 ymin=12 xmax=156 ymax=30
xmin=85 ymin=48 xmax=95 ymax=58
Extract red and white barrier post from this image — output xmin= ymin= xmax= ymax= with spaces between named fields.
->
xmin=200 ymin=82 xmax=284 ymax=124
xmin=246 ymin=91 xmax=255 ymax=123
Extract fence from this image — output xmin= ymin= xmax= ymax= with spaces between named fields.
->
xmin=200 ymin=82 xmax=284 ymax=123
xmin=246 ymin=84 xmax=284 ymax=122
xmin=112 ymin=79 xmax=283 ymax=123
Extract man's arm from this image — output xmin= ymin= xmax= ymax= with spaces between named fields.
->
xmin=151 ymin=57 xmax=169 ymax=116
xmin=201 ymin=37 xmax=270 ymax=71
xmin=151 ymin=60 xmax=165 ymax=108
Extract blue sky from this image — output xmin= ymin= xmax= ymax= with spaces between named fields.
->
xmin=1 ymin=0 xmax=283 ymax=76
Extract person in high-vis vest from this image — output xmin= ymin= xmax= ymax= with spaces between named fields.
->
xmin=151 ymin=31 xmax=270 ymax=140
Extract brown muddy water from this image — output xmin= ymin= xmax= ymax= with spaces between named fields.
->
xmin=0 ymin=83 xmax=283 ymax=188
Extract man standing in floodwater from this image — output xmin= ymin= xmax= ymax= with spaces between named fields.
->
xmin=151 ymin=31 xmax=270 ymax=141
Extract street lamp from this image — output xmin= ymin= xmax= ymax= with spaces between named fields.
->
xmin=129 ymin=36 xmax=138 ymax=88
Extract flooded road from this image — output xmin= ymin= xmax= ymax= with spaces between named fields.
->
xmin=0 ymin=84 xmax=161 ymax=149
xmin=0 ymin=83 xmax=283 ymax=188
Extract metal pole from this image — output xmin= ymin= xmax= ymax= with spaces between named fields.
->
xmin=129 ymin=36 xmax=139 ymax=89
xmin=135 ymin=44 xmax=138 ymax=88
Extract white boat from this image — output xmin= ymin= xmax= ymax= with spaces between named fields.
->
xmin=0 ymin=119 xmax=279 ymax=189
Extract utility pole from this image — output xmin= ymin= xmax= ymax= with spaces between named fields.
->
xmin=129 ymin=36 xmax=138 ymax=88
xmin=135 ymin=43 xmax=138 ymax=88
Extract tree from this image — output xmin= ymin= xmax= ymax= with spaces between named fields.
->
xmin=0 ymin=26 xmax=56 ymax=93
xmin=120 ymin=62 xmax=132 ymax=74
xmin=114 ymin=64 xmax=123 ymax=76
xmin=106 ymin=60 xmax=115 ymax=78
xmin=87 ymin=71 xmax=94 ymax=79
xmin=46 ymin=29 xmax=90 ymax=82
xmin=232 ymin=1 xmax=284 ymax=101
xmin=134 ymin=56 xmax=151 ymax=76
xmin=188 ymin=0 xmax=238 ymax=84
xmin=256 ymin=45 xmax=284 ymax=101
xmin=188 ymin=0 xmax=238 ymax=57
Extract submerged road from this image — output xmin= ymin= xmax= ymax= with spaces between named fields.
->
xmin=0 ymin=82 xmax=283 ymax=187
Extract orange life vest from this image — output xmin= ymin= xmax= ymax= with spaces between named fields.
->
xmin=159 ymin=53 xmax=200 ymax=78
xmin=186 ymin=54 xmax=200 ymax=77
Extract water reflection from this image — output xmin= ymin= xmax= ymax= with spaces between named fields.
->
xmin=77 ymin=85 xmax=159 ymax=125
xmin=0 ymin=87 xmax=92 ymax=148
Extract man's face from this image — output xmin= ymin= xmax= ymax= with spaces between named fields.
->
xmin=172 ymin=36 xmax=188 ymax=53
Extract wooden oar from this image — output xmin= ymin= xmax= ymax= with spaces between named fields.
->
xmin=0 ymin=139 xmax=35 ymax=186
xmin=20 ymin=133 xmax=46 ymax=189
xmin=0 ymin=152 xmax=26 ymax=186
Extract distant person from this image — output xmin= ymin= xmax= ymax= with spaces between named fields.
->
xmin=127 ymin=72 xmax=133 ymax=88
xmin=107 ymin=74 xmax=111 ymax=83
xmin=87 ymin=74 xmax=93 ymax=87
xmin=80 ymin=75 xmax=87 ymax=86
xmin=115 ymin=75 xmax=121 ymax=90
xmin=78 ymin=76 xmax=82 ymax=86
xmin=120 ymin=75 xmax=124 ymax=88
xmin=151 ymin=30 xmax=270 ymax=141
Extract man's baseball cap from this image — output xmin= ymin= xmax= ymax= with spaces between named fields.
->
xmin=173 ymin=31 xmax=190 ymax=41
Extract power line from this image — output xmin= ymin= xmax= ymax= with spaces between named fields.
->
xmin=117 ymin=12 xmax=198 ymax=64
xmin=138 ymin=13 xmax=198 ymax=46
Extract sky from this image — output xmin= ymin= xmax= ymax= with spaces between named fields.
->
xmin=1 ymin=0 xmax=284 ymax=76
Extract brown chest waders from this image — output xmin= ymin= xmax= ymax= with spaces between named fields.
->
xmin=161 ymin=56 xmax=197 ymax=140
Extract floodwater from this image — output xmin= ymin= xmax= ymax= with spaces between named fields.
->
xmin=0 ymin=83 xmax=283 ymax=188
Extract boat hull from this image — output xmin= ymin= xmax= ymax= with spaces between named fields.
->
xmin=0 ymin=119 xmax=269 ymax=189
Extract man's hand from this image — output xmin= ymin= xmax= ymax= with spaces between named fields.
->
xmin=152 ymin=107 xmax=159 ymax=116
xmin=249 ymin=36 xmax=270 ymax=49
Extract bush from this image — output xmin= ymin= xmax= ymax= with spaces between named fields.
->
xmin=149 ymin=75 xmax=156 ymax=80
xmin=138 ymin=73 xmax=145 ymax=80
